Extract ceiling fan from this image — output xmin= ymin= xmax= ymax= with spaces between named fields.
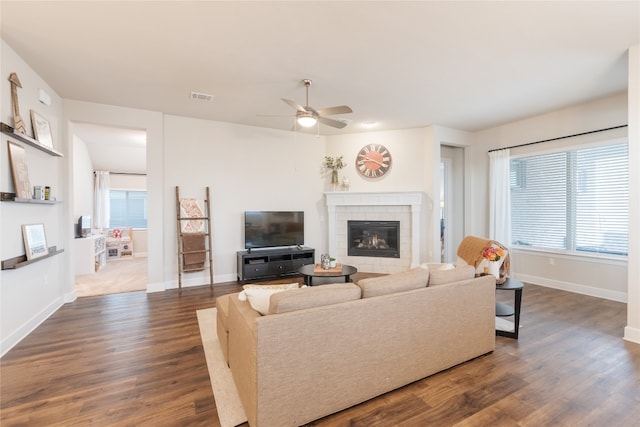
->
xmin=280 ymin=79 xmax=353 ymax=129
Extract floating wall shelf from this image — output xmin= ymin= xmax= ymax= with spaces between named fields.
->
xmin=1 ymin=122 xmax=63 ymax=157
xmin=1 ymin=246 xmax=64 ymax=270
xmin=0 ymin=192 xmax=61 ymax=204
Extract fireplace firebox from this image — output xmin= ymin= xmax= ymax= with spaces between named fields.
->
xmin=348 ymin=220 xmax=400 ymax=258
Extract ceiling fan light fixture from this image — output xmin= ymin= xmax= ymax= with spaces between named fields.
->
xmin=297 ymin=114 xmax=317 ymax=128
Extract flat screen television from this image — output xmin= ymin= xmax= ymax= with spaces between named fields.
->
xmin=77 ymin=215 xmax=91 ymax=238
xmin=244 ymin=211 xmax=304 ymax=250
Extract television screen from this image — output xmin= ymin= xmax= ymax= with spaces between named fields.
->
xmin=78 ymin=215 xmax=91 ymax=238
xmin=244 ymin=211 xmax=304 ymax=249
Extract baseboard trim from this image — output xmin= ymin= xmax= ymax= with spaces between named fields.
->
xmin=64 ymin=289 xmax=77 ymax=303
xmin=1 ymin=296 xmax=64 ymax=358
xmin=513 ymin=273 xmax=627 ymax=303
xmin=155 ymin=272 xmax=239 ymax=292
xmin=623 ymin=326 xmax=640 ymax=344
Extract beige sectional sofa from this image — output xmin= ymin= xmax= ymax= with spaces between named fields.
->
xmin=217 ymin=265 xmax=496 ymax=427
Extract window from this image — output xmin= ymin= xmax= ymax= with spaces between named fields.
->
xmin=109 ymin=190 xmax=147 ymax=228
xmin=510 ymin=141 xmax=628 ymax=256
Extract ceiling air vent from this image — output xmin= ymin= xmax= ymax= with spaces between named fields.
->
xmin=190 ymin=91 xmax=214 ymax=102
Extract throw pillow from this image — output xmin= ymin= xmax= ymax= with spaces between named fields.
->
xmin=269 ymin=283 xmax=362 ymax=314
xmin=356 ymin=267 xmax=429 ymax=298
xmin=238 ymin=283 xmax=300 ymax=315
xmin=428 ymin=265 xmax=475 ymax=286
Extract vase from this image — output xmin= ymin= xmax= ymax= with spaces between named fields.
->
xmin=321 ymin=254 xmax=331 ymax=269
xmin=331 ymin=170 xmax=339 ymax=191
xmin=488 ymin=261 xmax=501 ymax=278
xmin=341 ymin=177 xmax=350 ymax=191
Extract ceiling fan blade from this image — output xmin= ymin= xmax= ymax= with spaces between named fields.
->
xmin=315 ymin=105 xmax=353 ymax=116
xmin=281 ymin=98 xmax=307 ymax=112
xmin=318 ymin=116 xmax=347 ymax=129
xmin=257 ymin=113 xmax=294 ymax=117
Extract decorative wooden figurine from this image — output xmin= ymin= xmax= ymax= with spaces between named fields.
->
xmin=9 ymin=72 xmax=27 ymax=135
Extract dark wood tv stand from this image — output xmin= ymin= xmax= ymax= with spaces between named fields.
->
xmin=237 ymin=246 xmax=315 ymax=283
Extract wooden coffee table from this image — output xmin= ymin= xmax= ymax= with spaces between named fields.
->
xmin=298 ymin=264 xmax=358 ymax=286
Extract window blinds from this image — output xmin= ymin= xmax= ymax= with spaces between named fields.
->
xmin=510 ymin=142 xmax=628 ymax=256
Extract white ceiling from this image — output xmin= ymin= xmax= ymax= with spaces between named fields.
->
xmin=2 ymin=1 xmax=638 ymax=141
xmin=73 ymin=123 xmax=147 ymax=174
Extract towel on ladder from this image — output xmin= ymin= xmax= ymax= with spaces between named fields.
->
xmin=182 ymin=232 xmax=206 ymax=271
xmin=179 ymin=198 xmax=205 ymax=233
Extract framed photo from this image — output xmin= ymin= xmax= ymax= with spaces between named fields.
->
xmin=22 ymin=223 xmax=49 ymax=260
xmin=30 ymin=110 xmax=54 ymax=148
xmin=7 ymin=141 xmax=32 ymax=199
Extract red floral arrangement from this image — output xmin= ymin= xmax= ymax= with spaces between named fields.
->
xmin=482 ymin=245 xmax=505 ymax=262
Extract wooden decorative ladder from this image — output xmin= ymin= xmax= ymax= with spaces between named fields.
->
xmin=175 ymin=186 xmax=214 ymax=292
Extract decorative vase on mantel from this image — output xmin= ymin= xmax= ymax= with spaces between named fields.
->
xmin=331 ymin=170 xmax=339 ymax=191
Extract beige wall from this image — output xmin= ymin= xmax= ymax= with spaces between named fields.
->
xmin=3 ymin=38 xmax=638 ymax=355
xmin=626 ymin=44 xmax=639 ymax=343
xmin=1 ymin=41 xmax=66 ymax=355
xmin=472 ymin=94 xmax=629 ymax=301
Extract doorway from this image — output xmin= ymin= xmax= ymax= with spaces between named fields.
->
xmin=440 ymin=145 xmax=464 ymax=263
xmin=72 ymin=122 xmax=148 ymax=297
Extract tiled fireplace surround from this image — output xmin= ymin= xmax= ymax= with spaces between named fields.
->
xmin=325 ymin=191 xmax=428 ymax=274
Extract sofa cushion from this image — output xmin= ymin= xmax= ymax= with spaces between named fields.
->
xmin=428 ymin=265 xmax=475 ymax=286
xmin=268 ymin=283 xmax=362 ymax=314
xmin=238 ymin=283 xmax=300 ymax=315
xmin=421 ymin=262 xmax=455 ymax=271
xmin=356 ymin=266 xmax=429 ymax=298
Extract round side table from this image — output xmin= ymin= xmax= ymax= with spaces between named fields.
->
xmin=496 ymin=277 xmax=523 ymax=339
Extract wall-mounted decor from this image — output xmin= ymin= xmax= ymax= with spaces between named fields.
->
xmin=324 ymin=155 xmax=346 ymax=191
xmin=7 ymin=141 xmax=32 ymax=199
xmin=356 ymin=144 xmax=392 ymax=178
xmin=22 ymin=223 xmax=49 ymax=260
xmin=8 ymin=72 xmax=27 ymax=135
xmin=30 ymin=110 xmax=54 ymax=148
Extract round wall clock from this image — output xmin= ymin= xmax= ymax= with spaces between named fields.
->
xmin=356 ymin=144 xmax=392 ymax=178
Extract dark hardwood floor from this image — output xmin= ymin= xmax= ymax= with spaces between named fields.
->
xmin=1 ymin=274 xmax=639 ymax=426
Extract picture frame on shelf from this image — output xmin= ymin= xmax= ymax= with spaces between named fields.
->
xmin=30 ymin=110 xmax=54 ymax=149
xmin=22 ymin=223 xmax=49 ymax=260
xmin=7 ymin=141 xmax=32 ymax=199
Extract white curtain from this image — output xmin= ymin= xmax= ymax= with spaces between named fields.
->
xmin=94 ymin=171 xmax=110 ymax=230
xmin=489 ymin=149 xmax=511 ymax=245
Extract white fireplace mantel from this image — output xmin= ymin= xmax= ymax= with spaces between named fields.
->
xmin=325 ymin=191 xmax=429 ymax=268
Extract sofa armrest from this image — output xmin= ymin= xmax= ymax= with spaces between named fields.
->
xmin=228 ymin=295 xmax=261 ymax=426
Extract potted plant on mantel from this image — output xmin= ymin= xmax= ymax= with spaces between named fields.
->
xmin=324 ymin=155 xmax=346 ymax=191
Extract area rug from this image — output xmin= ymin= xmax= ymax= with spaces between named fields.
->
xmin=196 ymin=307 xmax=248 ymax=427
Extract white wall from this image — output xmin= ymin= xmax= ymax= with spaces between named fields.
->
xmin=109 ymin=173 xmax=146 ymax=191
xmin=626 ymin=44 xmax=639 ymax=343
xmin=162 ymin=115 xmax=327 ymax=286
xmin=72 ymin=135 xmax=93 ymax=219
xmin=1 ymin=41 xmax=65 ymax=356
xmin=3 ymin=39 xmax=638 ymax=354
xmin=440 ymin=145 xmax=465 ymax=262
xmin=326 ymin=126 xmax=473 ymax=263
xmin=471 ymin=93 xmax=629 ymax=302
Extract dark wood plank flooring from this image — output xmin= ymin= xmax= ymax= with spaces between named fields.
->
xmin=1 ymin=274 xmax=639 ymax=426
